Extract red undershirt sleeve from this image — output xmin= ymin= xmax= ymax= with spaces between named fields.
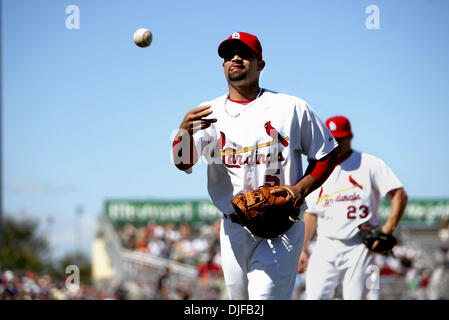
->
xmin=305 ymin=151 xmax=337 ymax=185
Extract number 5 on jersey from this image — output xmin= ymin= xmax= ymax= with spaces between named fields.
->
xmin=264 ymin=169 xmax=280 ymax=187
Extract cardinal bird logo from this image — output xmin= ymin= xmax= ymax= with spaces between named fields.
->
xmin=219 ymin=131 xmax=226 ymax=149
xmin=316 ymin=177 xmax=363 ymax=205
xmin=264 ymin=121 xmax=289 ymax=147
xmin=349 ymin=175 xmax=363 ymax=190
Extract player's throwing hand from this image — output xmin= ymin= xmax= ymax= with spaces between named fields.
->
xmin=178 ymin=105 xmax=217 ymax=135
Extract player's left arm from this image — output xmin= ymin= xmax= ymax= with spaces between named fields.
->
xmin=271 ymin=101 xmax=338 ymax=201
xmin=301 ymin=150 xmax=338 ymax=194
xmin=381 ymin=187 xmax=408 ymax=235
xmin=293 ymin=150 xmax=337 ymax=197
xmin=271 ymin=147 xmax=337 ymax=201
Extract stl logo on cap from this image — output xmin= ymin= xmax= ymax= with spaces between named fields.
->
xmin=326 ymin=115 xmax=351 ymax=138
xmin=218 ymin=31 xmax=263 ymax=60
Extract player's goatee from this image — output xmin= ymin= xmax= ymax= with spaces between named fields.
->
xmin=228 ymin=70 xmax=247 ymax=81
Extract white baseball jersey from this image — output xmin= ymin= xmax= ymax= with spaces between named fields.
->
xmin=304 ymin=150 xmax=403 ymax=240
xmin=191 ymin=89 xmax=338 ymax=215
xmin=188 ymin=88 xmax=336 ymax=299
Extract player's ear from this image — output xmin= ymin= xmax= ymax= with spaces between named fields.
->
xmin=257 ymin=60 xmax=265 ymax=71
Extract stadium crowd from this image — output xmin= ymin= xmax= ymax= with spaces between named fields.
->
xmin=119 ymin=220 xmax=222 ymax=272
xmin=2 ymin=219 xmax=448 ymax=300
xmin=0 ymin=218 xmax=226 ymax=300
xmin=116 ymin=220 xmax=225 ymax=299
xmin=0 ymin=268 xmax=118 ymax=300
xmin=117 ymin=219 xmax=449 ymax=300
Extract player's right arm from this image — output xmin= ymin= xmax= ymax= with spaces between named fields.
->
xmin=297 ymin=211 xmax=317 ymax=274
xmin=172 ymin=105 xmax=217 ymax=172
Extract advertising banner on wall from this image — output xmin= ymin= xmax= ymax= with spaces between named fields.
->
xmin=104 ymin=200 xmax=222 ymax=226
xmin=105 ymin=199 xmax=449 ymax=227
xmin=378 ymin=199 xmax=449 ymax=226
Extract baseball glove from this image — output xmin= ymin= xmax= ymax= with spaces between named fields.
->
xmin=230 ymin=185 xmax=303 ymax=239
xmin=359 ymin=223 xmax=397 ymax=253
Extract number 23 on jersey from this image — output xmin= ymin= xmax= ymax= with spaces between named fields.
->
xmin=347 ymin=205 xmax=369 ymax=219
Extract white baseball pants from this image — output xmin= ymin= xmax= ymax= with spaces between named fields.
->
xmin=305 ymin=235 xmax=377 ymax=300
xmin=220 ymin=217 xmax=304 ymax=300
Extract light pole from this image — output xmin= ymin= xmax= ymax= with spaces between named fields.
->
xmin=0 ymin=0 xmax=3 ymax=250
xmin=46 ymin=215 xmax=54 ymax=263
xmin=76 ymin=206 xmax=84 ymax=253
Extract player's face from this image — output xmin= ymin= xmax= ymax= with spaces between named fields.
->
xmin=222 ymin=44 xmax=263 ymax=84
xmin=335 ymin=135 xmax=352 ymax=156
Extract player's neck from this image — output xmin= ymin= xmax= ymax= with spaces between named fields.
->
xmin=337 ymin=149 xmax=353 ymax=164
xmin=228 ymin=83 xmax=261 ymax=102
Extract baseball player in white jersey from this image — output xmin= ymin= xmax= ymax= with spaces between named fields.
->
xmin=172 ymin=32 xmax=338 ymax=299
xmin=297 ymin=115 xmax=408 ymax=300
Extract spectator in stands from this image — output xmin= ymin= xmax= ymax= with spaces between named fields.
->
xmin=198 ymin=249 xmax=222 ymax=278
xmin=376 ymin=255 xmax=399 ymax=276
xmin=135 ymin=228 xmax=149 ymax=251
xmin=121 ymin=223 xmax=137 ymax=249
xmin=438 ymin=217 xmax=449 ymax=249
xmin=173 ymin=281 xmax=190 ymax=300
xmin=155 ymin=267 xmax=172 ymax=300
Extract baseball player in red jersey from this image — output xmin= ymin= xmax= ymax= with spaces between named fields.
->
xmin=172 ymin=32 xmax=338 ymax=299
xmin=297 ymin=115 xmax=408 ymax=300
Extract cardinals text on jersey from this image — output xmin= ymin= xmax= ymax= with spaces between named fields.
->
xmin=305 ymin=151 xmax=403 ymax=240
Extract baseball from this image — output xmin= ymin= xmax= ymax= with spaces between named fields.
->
xmin=133 ymin=28 xmax=152 ymax=48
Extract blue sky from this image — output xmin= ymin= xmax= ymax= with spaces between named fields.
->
xmin=2 ymin=0 xmax=449 ymax=260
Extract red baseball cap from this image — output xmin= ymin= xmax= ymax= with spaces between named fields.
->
xmin=326 ymin=116 xmax=352 ymax=138
xmin=218 ymin=32 xmax=263 ymax=60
